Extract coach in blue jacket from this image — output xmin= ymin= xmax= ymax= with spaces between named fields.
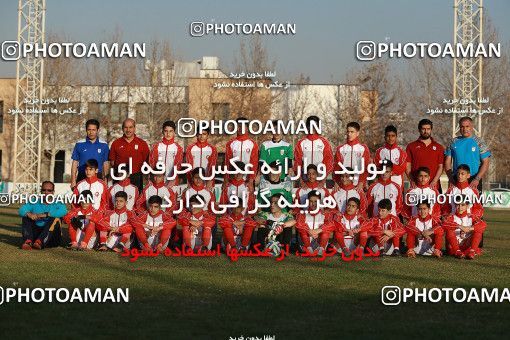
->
xmin=18 ymin=181 xmax=67 ymax=250
xmin=444 ymin=116 xmax=491 ymax=191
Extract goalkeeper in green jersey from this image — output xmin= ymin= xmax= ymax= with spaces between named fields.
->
xmin=257 ymin=161 xmax=293 ymax=212
xmin=258 ymin=120 xmax=294 ymax=181
xmin=254 ymin=193 xmax=296 ymax=250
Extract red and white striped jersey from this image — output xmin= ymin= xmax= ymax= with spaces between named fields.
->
xmin=442 ymin=182 xmax=483 ymax=219
xmin=108 ymin=178 xmax=139 ymax=211
xmin=294 ymin=182 xmax=330 ymax=206
xmin=361 ymin=215 xmax=405 ymax=237
xmin=294 ymin=134 xmax=333 ymax=176
xmin=177 ymin=210 xmax=216 ymax=229
xmin=136 ymin=182 xmax=177 ymax=214
xmin=374 ymin=143 xmax=407 ymax=188
xmin=334 ymin=212 xmax=366 ymax=232
xmin=334 ymin=139 xmax=371 ymax=185
xmin=149 ymin=138 xmax=183 ymax=183
xmin=405 ymin=214 xmax=441 ymax=235
xmin=225 ymin=135 xmax=259 ymax=181
xmin=132 ymin=210 xmax=176 ymax=231
xmin=366 ymin=179 xmax=403 ymax=217
xmin=296 ymin=210 xmax=334 ymax=231
xmin=185 ymin=140 xmax=218 ymax=176
xmin=96 ymin=208 xmax=134 ymax=234
xmin=220 ymin=178 xmax=254 ymax=214
xmin=74 ymin=177 xmax=109 ymax=211
xmin=331 ymin=184 xmax=367 ymax=214
xmin=181 ymin=184 xmax=216 ymax=211
xmin=402 ymin=185 xmax=441 ymax=219
xmin=63 ymin=205 xmax=100 ymax=225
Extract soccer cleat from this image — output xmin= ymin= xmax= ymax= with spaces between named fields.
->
xmin=67 ymin=242 xmax=79 ymax=250
xmin=97 ymin=243 xmax=108 ymax=251
xmin=225 ymin=243 xmax=232 ymax=254
xmin=455 ymin=249 xmax=465 ymax=259
xmin=32 ymin=240 xmax=42 ymax=250
xmin=113 ymin=242 xmax=125 ymax=253
xmin=406 ymin=249 xmax=416 ymax=258
xmin=21 ymin=241 xmax=32 ymax=250
xmin=391 ymin=248 xmax=401 ymax=256
xmin=432 ymin=249 xmax=442 ymax=258
xmin=466 ymin=249 xmax=476 ymax=260
xmin=79 ymin=241 xmax=91 ymax=251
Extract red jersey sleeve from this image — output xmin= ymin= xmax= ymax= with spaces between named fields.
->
xmin=293 ymin=139 xmax=304 ymax=175
xmin=321 ymin=137 xmax=334 ymax=175
xmin=149 ymin=142 xmax=159 ymax=168
xmin=392 ymin=147 xmax=407 ymax=176
xmin=332 ymin=146 xmax=344 ymax=184
xmin=359 ymin=144 xmax=371 ymax=184
xmin=175 ymin=143 xmax=184 ymax=171
xmin=218 ymin=215 xmax=233 ymax=230
xmin=202 ymin=212 xmax=216 ymax=229
xmin=208 ymin=144 xmax=218 ymax=173
xmin=162 ymin=212 xmax=177 ymax=230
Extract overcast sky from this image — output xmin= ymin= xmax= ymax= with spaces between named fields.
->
xmin=1 ymin=0 xmax=509 ymax=82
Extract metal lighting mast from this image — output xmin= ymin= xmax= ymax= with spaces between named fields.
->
xmin=13 ymin=0 xmax=46 ymax=192
xmin=452 ymin=0 xmax=483 ymax=137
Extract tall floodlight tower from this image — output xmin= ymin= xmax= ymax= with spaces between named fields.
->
xmin=452 ymin=0 xmax=483 ymax=137
xmin=13 ymin=0 xmax=46 ymax=192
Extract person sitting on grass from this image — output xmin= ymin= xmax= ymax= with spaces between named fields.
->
xmin=96 ymin=191 xmax=135 ymax=252
xmin=218 ymin=197 xmax=258 ymax=252
xmin=19 ymin=181 xmax=67 ymax=250
xmin=178 ymin=194 xmax=216 ymax=252
xmin=332 ymin=197 xmax=367 ymax=256
xmin=133 ymin=195 xmax=176 ymax=252
xmin=405 ymin=201 xmax=443 ymax=258
xmin=254 ymin=193 xmax=296 ymax=251
xmin=442 ymin=196 xmax=487 ymax=260
xmin=295 ymin=191 xmax=334 ymax=256
xmin=63 ymin=190 xmax=101 ymax=251
xmin=361 ymin=198 xmax=405 ymax=256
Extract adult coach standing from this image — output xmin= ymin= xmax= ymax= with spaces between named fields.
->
xmin=444 ymin=116 xmax=491 ymax=190
xmin=109 ymin=118 xmax=150 ymax=192
xmin=405 ymin=119 xmax=444 ymax=190
xmin=71 ymin=119 xmax=110 ymax=189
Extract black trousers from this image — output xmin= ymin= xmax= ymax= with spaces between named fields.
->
xmin=22 ymin=217 xmax=62 ymax=248
xmin=256 ymin=227 xmax=292 ymax=248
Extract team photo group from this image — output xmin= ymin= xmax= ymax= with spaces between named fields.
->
xmin=18 ymin=114 xmax=491 ymax=260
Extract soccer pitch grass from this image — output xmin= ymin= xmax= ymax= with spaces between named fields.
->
xmin=0 ymin=206 xmax=509 ymax=339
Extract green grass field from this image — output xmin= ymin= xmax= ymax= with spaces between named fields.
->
xmin=0 ymin=205 xmax=509 ymax=339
